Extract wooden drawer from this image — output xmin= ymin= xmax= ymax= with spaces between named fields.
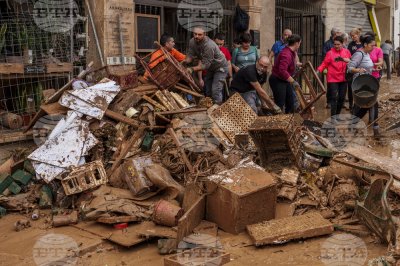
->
xmin=0 ymin=63 xmax=24 ymax=74
xmin=45 ymin=63 xmax=73 ymax=73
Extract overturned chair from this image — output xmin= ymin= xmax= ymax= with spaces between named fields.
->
xmin=135 ymin=42 xmax=199 ymax=91
xmin=356 ymin=175 xmax=397 ymax=245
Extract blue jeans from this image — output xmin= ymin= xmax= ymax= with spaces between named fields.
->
xmin=231 ymin=90 xmax=260 ymax=114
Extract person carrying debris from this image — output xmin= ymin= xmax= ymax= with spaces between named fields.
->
xmin=229 ymin=56 xmax=281 ymax=114
xmin=183 ymin=27 xmax=229 ymax=105
xmin=143 ymin=33 xmax=186 ymax=80
xmin=317 ymin=35 xmax=351 ymax=117
xmin=198 ymin=33 xmax=233 ymax=93
xmin=269 ymin=34 xmax=302 ymax=114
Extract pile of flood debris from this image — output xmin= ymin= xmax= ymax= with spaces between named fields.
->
xmin=1 ymin=59 xmax=400 ymax=265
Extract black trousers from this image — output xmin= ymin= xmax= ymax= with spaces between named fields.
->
xmin=328 ymin=82 xmax=347 ymax=117
xmin=384 ymin=54 xmax=391 ymax=79
xmin=269 ymin=75 xmax=294 ymax=114
xmin=347 ymin=80 xmax=353 ymax=109
xmin=353 ymin=103 xmax=379 ymax=127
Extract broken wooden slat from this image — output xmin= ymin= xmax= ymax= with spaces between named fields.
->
xmin=163 ymin=90 xmax=180 ymax=110
xmin=246 ymin=212 xmax=334 ymax=246
xmin=176 ymin=195 xmax=206 ymax=246
xmin=170 ymin=91 xmax=190 ymax=109
xmin=155 ymin=91 xmax=175 ymax=111
xmin=108 ymin=127 xmax=145 ymax=175
xmin=173 ymin=84 xmax=204 ymax=98
xmin=142 ymin=95 xmax=167 ymax=111
xmin=167 ymin=128 xmax=194 ymax=173
xmin=344 ymin=145 xmax=400 ymax=180
xmin=157 ymin=108 xmax=207 ymax=116
xmin=0 ymin=130 xmax=33 ymax=144
xmin=40 ymin=102 xmax=69 ymax=115
xmin=104 ymin=109 xmax=139 ymax=128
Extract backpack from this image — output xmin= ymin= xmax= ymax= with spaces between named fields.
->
xmin=233 ymin=4 xmax=249 ymax=33
xmin=346 ymin=51 xmax=364 ymax=82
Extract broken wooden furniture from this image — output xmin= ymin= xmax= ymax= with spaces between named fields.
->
xmin=61 ymin=161 xmax=108 ymax=195
xmin=206 ymin=163 xmax=277 ymax=234
xmin=210 ymin=93 xmax=257 ymax=147
xmin=135 ymin=43 xmax=199 ymax=91
xmin=356 ymin=176 xmax=397 ymax=245
xmin=294 ymin=61 xmax=326 ymax=120
xmin=248 ymin=114 xmax=298 ymax=168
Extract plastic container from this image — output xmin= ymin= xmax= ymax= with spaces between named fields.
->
xmin=352 ymin=74 xmax=380 ymax=108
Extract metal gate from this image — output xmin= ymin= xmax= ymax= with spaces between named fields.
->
xmin=275 ymin=6 xmax=325 ymax=68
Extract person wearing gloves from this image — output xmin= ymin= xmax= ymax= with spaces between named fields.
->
xmin=269 ymin=34 xmax=302 ymax=113
xmin=317 ymin=35 xmax=351 ymax=117
xmin=229 ymin=56 xmax=281 ymax=114
xmin=347 ymin=34 xmax=380 ymax=136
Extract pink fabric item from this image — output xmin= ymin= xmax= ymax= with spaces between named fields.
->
xmin=369 ymin=47 xmax=383 ymax=78
xmin=317 ymin=47 xmax=351 ymax=83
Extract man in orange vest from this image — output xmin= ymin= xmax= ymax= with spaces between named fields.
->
xmin=144 ymin=33 xmax=186 ymax=80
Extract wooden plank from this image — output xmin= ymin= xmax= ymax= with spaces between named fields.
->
xmin=176 ymin=195 xmax=206 ymax=246
xmin=41 ymin=102 xmax=69 ymax=115
xmin=163 ymin=90 xmax=180 ymax=110
xmin=155 ymin=91 xmax=175 ymax=111
xmin=46 ymin=63 xmax=73 ymax=73
xmin=167 ymin=128 xmax=194 ymax=173
xmin=174 ymin=84 xmax=204 ymax=98
xmin=0 ymin=63 xmax=24 ymax=74
xmin=246 ymin=212 xmax=334 ymax=246
xmin=0 ymin=130 xmax=33 ymax=144
xmin=104 ymin=109 xmax=139 ymax=128
xmin=142 ymin=95 xmax=167 ymax=111
xmin=158 ymin=108 xmax=207 ymax=116
xmin=108 ymin=127 xmax=144 ymax=175
xmin=344 ymin=144 xmax=400 ymax=180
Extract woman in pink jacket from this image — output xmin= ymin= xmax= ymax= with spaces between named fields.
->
xmin=317 ymin=36 xmax=351 ymax=117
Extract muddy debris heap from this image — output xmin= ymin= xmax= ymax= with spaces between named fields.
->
xmin=1 ymin=57 xmax=400 ymax=266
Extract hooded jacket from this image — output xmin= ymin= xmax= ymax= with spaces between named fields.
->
xmin=318 ymin=47 xmax=351 ymax=83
